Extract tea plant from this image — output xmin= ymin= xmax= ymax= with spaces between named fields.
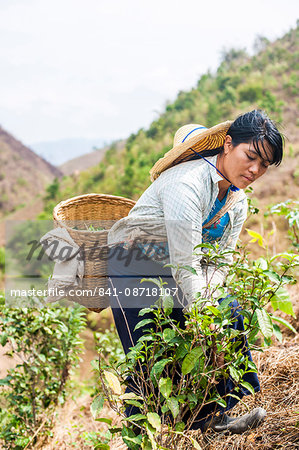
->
xmin=0 ymin=299 xmax=86 ymax=449
xmin=90 ymin=240 xmax=297 ymax=449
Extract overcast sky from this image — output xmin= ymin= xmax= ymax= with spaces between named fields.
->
xmin=0 ymin=0 xmax=298 ymax=148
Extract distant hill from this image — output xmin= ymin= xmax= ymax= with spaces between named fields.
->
xmin=59 ymin=140 xmax=125 ymax=176
xmin=0 ymin=126 xmax=62 ymax=217
xmin=40 ymin=24 xmax=299 ymax=216
xmin=31 ymin=137 xmax=110 ymax=166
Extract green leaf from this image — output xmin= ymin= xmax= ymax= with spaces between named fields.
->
xmin=90 ymin=394 xmax=105 ymax=419
xmin=123 ymin=435 xmax=143 ymax=448
xmin=139 ymin=308 xmax=154 ymax=316
xmin=270 ymin=287 xmax=295 ymax=317
xmin=145 ymin=422 xmax=157 ymax=450
xmin=163 ymin=328 xmax=176 ymax=342
xmin=142 ymin=435 xmax=153 ymax=450
xmin=141 ymin=277 xmax=162 ymax=288
xmin=270 ymin=253 xmax=297 ymax=263
xmin=182 ymin=347 xmax=203 ymax=375
xmin=256 ymin=308 xmax=273 ymax=339
xmin=187 ymin=392 xmax=198 ymax=405
xmin=216 ymin=397 xmax=227 ymax=408
xmin=167 ymin=397 xmax=179 ymax=418
xmin=95 ymin=417 xmax=112 ymax=424
xmin=146 ymin=412 xmax=161 ymax=431
xmin=229 ymin=366 xmax=240 ymax=382
xmin=240 ymin=381 xmax=255 ymax=395
xmin=246 ymin=229 xmax=265 ymax=248
xmin=0 ymin=333 xmax=8 ymax=346
xmin=175 ymin=342 xmax=189 ymax=359
xmin=15 ymin=437 xmax=30 ymax=447
xmin=263 ymin=270 xmax=281 ymax=283
xmin=271 ymin=315 xmax=297 ymax=334
xmin=109 ymin=427 xmax=123 ymax=434
xmin=159 ymin=377 xmax=172 ymax=399
xmin=150 ymin=358 xmax=172 ymax=381
xmin=162 ymin=295 xmax=173 ymax=315
xmin=122 ymin=425 xmax=141 ymax=450
xmin=218 ymin=296 xmax=233 ymax=310
xmin=175 ymin=421 xmax=185 ymax=432
xmin=125 ymin=400 xmax=143 ymax=408
xmin=181 ymin=265 xmax=197 ymax=275
xmin=206 ymin=305 xmax=221 ymax=316
xmin=127 ymin=413 xmax=147 ymax=422
xmin=38 ymin=353 xmax=46 ymax=362
xmin=273 ymin=324 xmax=283 ymax=343
xmin=120 ymin=392 xmax=143 ymax=400
xmin=134 ymin=318 xmax=155 ymax=331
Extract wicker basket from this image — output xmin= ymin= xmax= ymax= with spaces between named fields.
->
xmin=53 ymin=193 xmax=135 ymax=312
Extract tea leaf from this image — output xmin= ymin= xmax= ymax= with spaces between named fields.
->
xmin=182 ymin=347 xmax=203 ymax=375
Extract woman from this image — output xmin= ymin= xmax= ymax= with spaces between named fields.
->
xmin=107 ymin=109 xmax=284 ymax=433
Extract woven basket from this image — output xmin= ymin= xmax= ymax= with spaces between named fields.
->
xmin=53 ymin=193 xmax=135 ymax=312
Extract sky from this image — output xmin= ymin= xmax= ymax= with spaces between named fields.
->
xmin=0 ymin=0 xmax=298 ymax=151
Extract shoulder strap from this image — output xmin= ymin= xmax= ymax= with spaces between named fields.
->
xmin=203 ymin=189 xmax=244 ymax=229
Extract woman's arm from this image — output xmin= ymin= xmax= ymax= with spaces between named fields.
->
xmin=159 ymin=181 xmax=248 ymax=306
xmin=158 ymin=181 xmax=210 ymax=306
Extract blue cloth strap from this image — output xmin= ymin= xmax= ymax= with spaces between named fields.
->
xmin=182 ymin=127 xmax=207 ymax=143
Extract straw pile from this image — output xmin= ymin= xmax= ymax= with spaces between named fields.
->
xmin=198 ymin=341 xmax=299 ymax=449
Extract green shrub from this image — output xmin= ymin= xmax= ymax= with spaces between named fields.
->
xmin=239 ymin=84 xmax=263 ymax=102
xmin=90 ymin=239 xmax=297 ymax=449
xmin=0 ymin=302 xmax=86 ymax=448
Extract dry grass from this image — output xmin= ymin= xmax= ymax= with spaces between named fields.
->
xmin=200 ymin=341 xmax=299 ymax=449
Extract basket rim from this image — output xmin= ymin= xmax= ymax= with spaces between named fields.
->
xmin=53 ymin=193 xmax=136 ymax=234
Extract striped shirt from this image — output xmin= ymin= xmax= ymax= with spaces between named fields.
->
xmin=108 ymin=155 xmax=248 ymax=306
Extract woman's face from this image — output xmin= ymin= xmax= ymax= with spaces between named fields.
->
xmin=220 ymin=135 xmax=273 ymax=189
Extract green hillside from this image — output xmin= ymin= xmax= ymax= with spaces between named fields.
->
xmin=40 ymin=25 xmax=299 ymax=218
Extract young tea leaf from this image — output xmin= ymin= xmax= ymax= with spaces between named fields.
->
xmin=146 ymin=412 xmax=161 ymax=431
xmin=182 ymin=347 xmax=203 ymax=375
xmin=273 ymin=324 xmax=283 ymax=343
xmin=90 ymin=394 xmax=105 ymax=419
xmin=167 ymin=397 xmax=179 ymax=418
xmin=162 ymin=295 xmax=174 ymax=315
xmin=271 ymin=316 xmax=297 ymax=334
xmin=150 ymin=358 xmax=172 ymax=381
xmin=134 ymin=318 xmax=155 ymax=331
xmin=256 ymin=309 xmax=273 ymax=339
xmin=270 ymin=287 xmax=295 ymax=317
xmin=163 ymin=328 xmax=176 ymax=342
xmin=240 ymin=381 xmax=255 ymax=395
xmin=246 ymin=229 xmax=265 ymax=248
xmin=159 ymin=377 xmax=172 ymax=399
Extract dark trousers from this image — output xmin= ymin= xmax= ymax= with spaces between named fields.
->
xmin=108 ymin=246 xmax=260 ymax=430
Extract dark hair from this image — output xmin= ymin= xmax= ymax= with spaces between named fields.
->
xmin=185 ymin=109 xmax=284 ymax=165
xmin=227 ymin=109 xmax=284 ymax=166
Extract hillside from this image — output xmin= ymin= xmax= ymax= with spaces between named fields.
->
xmin=0 ymin=126 xmax=62 ymax=217
xmin=40 ymin=25 xmax=299 ymax=229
